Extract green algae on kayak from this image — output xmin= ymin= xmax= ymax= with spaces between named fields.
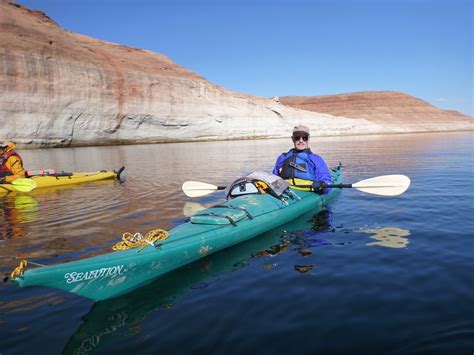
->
xmin=10 ymin=166 xmax=342 ymax=301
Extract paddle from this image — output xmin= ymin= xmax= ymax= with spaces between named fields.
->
xmin=182 ymin=181 xmax=226 ymax=198
xmin=319 ymin=174 xmax=411 ymax=196
xmin=182 ymin=174 xmax=410 ymax=197
xmin=11 ymin=178 xmax=37 ymax=192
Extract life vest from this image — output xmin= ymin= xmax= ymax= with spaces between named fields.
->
xmin=278 ymin=149 xmax=318 ymax=181
xmin=0 ymin=150 xmax=22 ymax=177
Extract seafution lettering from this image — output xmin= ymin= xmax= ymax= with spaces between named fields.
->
xmin=64 ymin=265 xmax=125 ymax=284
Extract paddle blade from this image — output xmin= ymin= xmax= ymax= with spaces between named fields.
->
xmin=182 ymin=181 xmax=219 ymax=197
xmin=352 ymin=175 xmax=410 ymax=196
xmin=12 ymin=178 xmax=37 ymax=192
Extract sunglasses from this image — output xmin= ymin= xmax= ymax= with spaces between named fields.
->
xmin=292 ymin=135 xmax=309 ymax=142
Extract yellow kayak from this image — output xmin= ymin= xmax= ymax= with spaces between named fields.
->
xmin=0 ymin=167 xmax=124 ymax=194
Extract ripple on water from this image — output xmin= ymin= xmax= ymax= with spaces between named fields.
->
xmin=1 ymin=132 xmax=473 ymax=354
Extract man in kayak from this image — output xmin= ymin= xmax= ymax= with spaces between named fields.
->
xmin=0 ymin=141 xmax=26 ymax=184
xmin=272 ymin=125 xmax=332 ymax=194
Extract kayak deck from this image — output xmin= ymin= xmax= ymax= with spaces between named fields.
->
xmin=0 ymin=167 xmax=124 ymax=194
xmin=11 ymin=166 xmax=342 ymax=300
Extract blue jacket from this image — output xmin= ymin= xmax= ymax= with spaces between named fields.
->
xmin=272 ymin=149 xmax=332 ymax=193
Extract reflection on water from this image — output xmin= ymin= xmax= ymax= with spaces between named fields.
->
xmin=0 ymin=292 xmax=64 ymax=314
xmin=1 ymin=132 xmax=473 ymax=355
xmin=182 ymin=201 xmax=208 ymax=217
xmin=61 ymin=209 xmax=420 ymax=355
xmin=13 ymin=196 xmax=39 ymax=223
xmin=0 ymin=195 xmax=39 ymax=240
xmin=0 ymin=131 xmax=465 ymax=271
xmin=62 ymin=209 xmax=334 ymax=355
xmin=360 ymin=227 xmax=411 ymax=248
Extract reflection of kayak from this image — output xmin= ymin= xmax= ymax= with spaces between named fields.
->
xmin=0 ymin=167 xmax=125 ymax=195
xmin=63 ymin=220 xmax=293 ymax=354
xmin=64 ymin=209 xmax=334 ymax=354
xmin=11 ymin=166 xmax=342 ymax=301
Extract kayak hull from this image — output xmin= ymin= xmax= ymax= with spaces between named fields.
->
xmin=0 ymin=168 xmax=124 ymax=194
xmin=11 ymin=166 xmax=342 ymax=300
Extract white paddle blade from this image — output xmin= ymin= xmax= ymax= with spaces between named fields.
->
xmin=352 ymin=175 xmax=411 ymax=196
xmin=182 ymin=181 xmax=219 ymax=198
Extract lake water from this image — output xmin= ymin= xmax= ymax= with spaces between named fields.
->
xmin=0 ymin=132 xmax=473 ymax=354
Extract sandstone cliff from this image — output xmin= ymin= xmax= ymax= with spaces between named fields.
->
xmin=0 ymin=1 xmax=471 ymax=148
xmin=280 ymin=92 xmax=472 ymax=132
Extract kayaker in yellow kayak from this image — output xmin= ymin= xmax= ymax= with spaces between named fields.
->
xmin=0 ymin=141 xmax=26 ymax=184
xmin=272 ymin=125 xmax=332 ymax=194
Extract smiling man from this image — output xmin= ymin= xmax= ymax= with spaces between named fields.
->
xmin=272 ymin=125 xmax=332 ymax=194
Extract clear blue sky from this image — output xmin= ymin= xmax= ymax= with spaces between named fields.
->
xmin=19 ymin=0 xmax=473 ymax=115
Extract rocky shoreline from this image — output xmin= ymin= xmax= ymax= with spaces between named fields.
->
xmin=0 ymin=1 xmax=472 ymax=148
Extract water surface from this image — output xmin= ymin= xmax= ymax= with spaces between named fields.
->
xmin=0 ymin=132 xmax=473 ymax=354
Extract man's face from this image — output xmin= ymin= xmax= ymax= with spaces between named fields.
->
xmin=292 ymin=133 xmax=309 ymax=151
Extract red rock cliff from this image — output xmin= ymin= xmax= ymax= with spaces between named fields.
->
xmin=280 ymin=91 xmax=472 ymax=130
xmin=0 ymin=1 xmax=471 ymax=147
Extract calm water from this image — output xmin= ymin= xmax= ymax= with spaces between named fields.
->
xmin=0 ymin=132 xmax=473 ymax=354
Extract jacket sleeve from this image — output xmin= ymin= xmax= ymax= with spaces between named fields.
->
xmin=272 ymin=154 xmax=286 ymax=176
xmin=4 ymin=155 xmax=26 ymax=182
xmin=309 ymin=154 xmax=332 ymax=193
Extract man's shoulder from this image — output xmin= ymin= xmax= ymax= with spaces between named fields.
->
xmin=307 ymin=152 xmax=326 ymax=163
xmin=279 ymin=149 xmax=295 ymax=157
xmin=309 ymin=152 xmax=322 ymax=158
xmin=304 ymin=149 xmax=319 ymax=158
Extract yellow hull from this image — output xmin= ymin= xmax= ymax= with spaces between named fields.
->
xmin=0 ymin=168 xmax=123 ymax=195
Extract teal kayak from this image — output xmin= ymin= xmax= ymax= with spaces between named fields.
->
xmin=11 ymin=166 xmax=342 ymax=301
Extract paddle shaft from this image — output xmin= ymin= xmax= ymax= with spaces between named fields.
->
xmin=292 ymin=181 xmax=409 ymax=196
xmin=189 ymin=184 xmax=354 ymax=193
xmin=323 ymin=183 xmax=352 ymax=189
xmin=293 ymin=183 xmax=352 ymax=189
xmin=183 ymin=174 xmax=410 ymax=197
xmin=217 ymin=182 xmax=404 ymax=191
